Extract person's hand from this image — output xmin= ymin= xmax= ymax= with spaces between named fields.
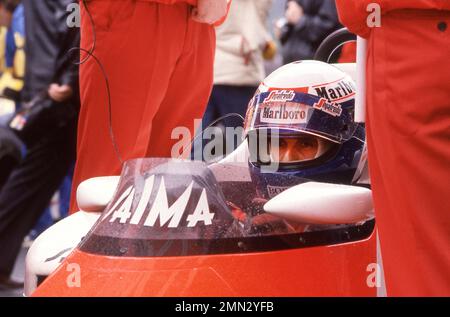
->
xmin=251 ymin=213 xmax=282 ymax=227
xmin=285 ymin=1 xmax=304 ymax=25
xmin=263 ymin=40 xmax=277 ymax=60
xmin=48 ymin=83 xmax=73 ymax=102
xmin=191 ymin=0 xmax=228 ymax=25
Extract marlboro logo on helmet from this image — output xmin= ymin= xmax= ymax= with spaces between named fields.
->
xmin=312 ymin=79 xmax=356 ymax=102
xmin=245 ymin=89 xmax=356 ymax=143
xmin=260 ymin=102 xmax=308 ymax=124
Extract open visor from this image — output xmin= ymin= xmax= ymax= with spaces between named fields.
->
xmin=265 ymin=133 xmax=337 ymax=165
xmin=244 ymin=91 xmax=357 ymax=144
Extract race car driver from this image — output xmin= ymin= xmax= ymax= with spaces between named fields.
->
xmin=229 ymin=60 xmax=366 ymax=234
xmin=69 ymin=0 xmax=229 ymax=213
xmin=336 ymin=0 xmax=450 ymax=296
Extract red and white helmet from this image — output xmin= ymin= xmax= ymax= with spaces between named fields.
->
xmin=244 ymin=60 xmax=357 ymax=143
xmin=243 ymin=60 xmax=365 ymax=198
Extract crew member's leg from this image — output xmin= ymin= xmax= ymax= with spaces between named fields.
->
xmin=217 ymin=85 xmax=257 ymax=129
xmin=367 ymin=10 xmax=450 ymax=296
xmin=0 ymin=123 xmax=75 ymax=280
xmin=71 ymin=1 xmax=202 ymax=211
xmin=145 ymin=17 xmax=215 ymax=158
xmin=199 ymin=85 xmax=256 ymax=161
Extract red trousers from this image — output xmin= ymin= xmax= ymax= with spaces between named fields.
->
xmin=337 ymin=0 xmax=450 ymax=296
xmin=70 ymin=0 xmax=215 ymax=212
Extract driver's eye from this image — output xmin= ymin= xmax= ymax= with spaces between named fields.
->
xmin=278 ymin=139 xmax=288 ymax=148
xmin=297 ymin=138 xmax=315 ymax=148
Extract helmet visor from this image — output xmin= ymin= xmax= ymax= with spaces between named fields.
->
xmin=244 ymin=90 xmax=357 ymax=144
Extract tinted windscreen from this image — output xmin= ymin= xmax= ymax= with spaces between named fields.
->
xmin=80 ymin=158 xmax=374 ymax=257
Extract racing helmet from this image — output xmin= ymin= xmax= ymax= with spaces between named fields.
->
xmin=244 ymin=60 xmax=365 ymax=199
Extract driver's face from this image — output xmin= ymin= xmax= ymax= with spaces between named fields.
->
xmin=269 ymin=135 xmax=319 ymax=163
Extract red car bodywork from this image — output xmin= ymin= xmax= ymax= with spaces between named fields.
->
xmin=33 ymin=159 xmax=377 ymax=297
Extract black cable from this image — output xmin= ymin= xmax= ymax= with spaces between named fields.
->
xmin=67 ymin=0 xmax=123 ymax=165
xmin=70 ymin=1 xmax=244 ymax=164
xmin=77 ymin=0 xmax=95 ymax=65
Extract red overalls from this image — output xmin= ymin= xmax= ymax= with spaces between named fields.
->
xmin=70 ymin=0 xmax=216 ymax=212
xmin=336 ymin=0 xmax=450 ymax=296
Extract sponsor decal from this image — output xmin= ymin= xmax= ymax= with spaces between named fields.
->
xmin=312 ymin=79 xmax=356 ymax=102
xmin=267 ymin=185 xmax=289 ymax=198
xmin=313 ymin=98 xmax=343 ymax=117
xmin=260 ymin=102 xmax=307 ymax=124
xmin=263 ymin=90 xmax=295 ymax=103
xmin=104 ymin=176 xmax=215 ymax=228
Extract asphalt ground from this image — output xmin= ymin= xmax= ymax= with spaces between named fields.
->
xmin=0 ymin=246 xmax=27 ymax=297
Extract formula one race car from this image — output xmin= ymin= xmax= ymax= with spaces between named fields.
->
xmin=25 ymin=30 xmax=384 ymax=297
xmin=26 ymin=156 xmax=376 ymax=297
